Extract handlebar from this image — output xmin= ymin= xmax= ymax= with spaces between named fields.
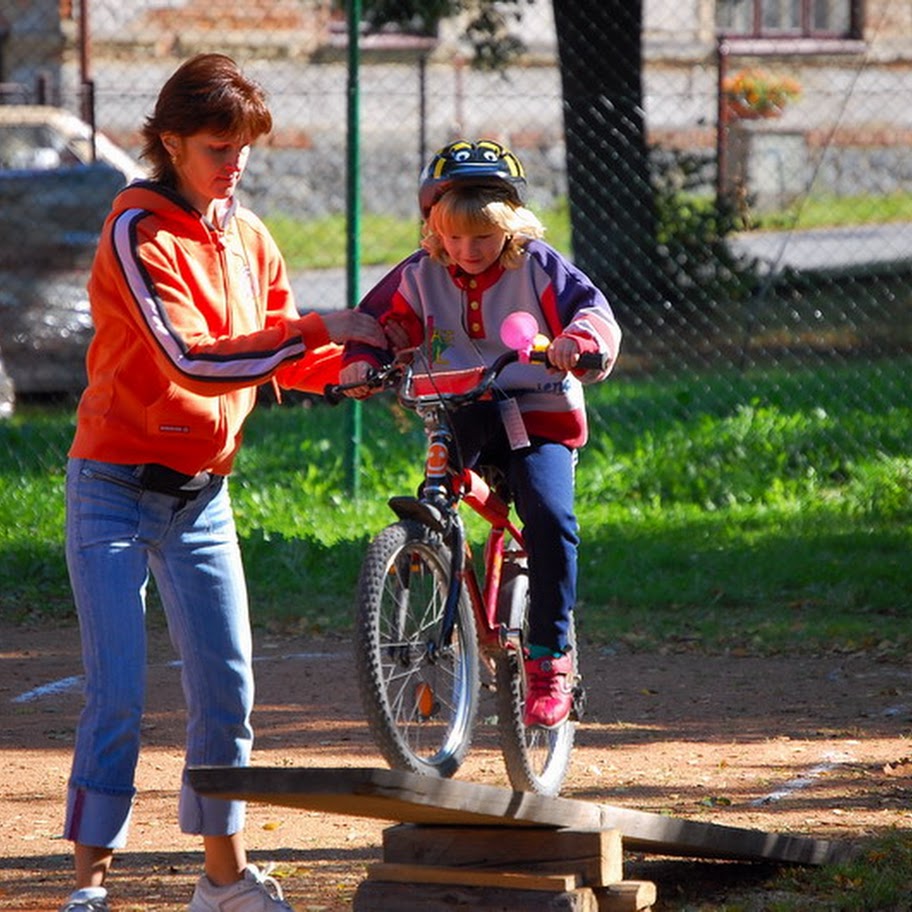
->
xmin=323 ymin=363 xmax=403 ymax=406
xmin=529 ymin=349 xmax=610 ymax=372
xmin=323 ymin=347 xmax=610 ymax=407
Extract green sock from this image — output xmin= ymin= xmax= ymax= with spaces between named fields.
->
xmin=528 ymin=644 xmax=565 ymax=659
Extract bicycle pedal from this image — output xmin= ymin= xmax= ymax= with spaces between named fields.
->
xmin=498 ymin=627 xmax=523 ymax=652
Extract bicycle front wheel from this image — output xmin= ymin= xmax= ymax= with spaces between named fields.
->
xmin=354 ymin=519 xmax=479 ymax=778
xmin=494 ymin=558 xmax=577 ymax=796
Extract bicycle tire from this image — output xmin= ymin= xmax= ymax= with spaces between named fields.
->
xmin=494 ymin=556 xmax=577 ymax=796
xmin=354 ymin=519 xmax=480 ymax=778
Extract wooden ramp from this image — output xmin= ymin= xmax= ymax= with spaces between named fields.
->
xmin=188 ymin=765 xmax=848 ymax=866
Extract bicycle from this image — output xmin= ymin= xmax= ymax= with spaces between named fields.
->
xmin=326 ymin=316 xmax=608 ymax=796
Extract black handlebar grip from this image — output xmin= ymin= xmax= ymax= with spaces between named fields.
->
xmin=577 ymin=351 xmax=611 ymax=371
xmin=529 ymin=350 xmax=610 ymax=372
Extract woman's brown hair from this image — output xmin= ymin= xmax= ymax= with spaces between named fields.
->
xmin=140 ymin=53 xmax=273 ymax=183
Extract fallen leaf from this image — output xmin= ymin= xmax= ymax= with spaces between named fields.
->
xmin=883 ymin=758 xmax=912 ymax=777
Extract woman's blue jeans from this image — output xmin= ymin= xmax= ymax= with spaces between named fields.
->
xmin=63 ymin=458 xmax=253 ymax=848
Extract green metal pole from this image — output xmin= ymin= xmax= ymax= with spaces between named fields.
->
xmin=344 ymin=0 xmax=362 ymax=497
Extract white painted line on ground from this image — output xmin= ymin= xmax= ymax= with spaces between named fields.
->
xmin=751 ymin=750 xmax=856 ymax=806
xmin=10 ymin=652 xmax=344 ymax=704
xmin=11 ymin=675 xmax=83 ymax=704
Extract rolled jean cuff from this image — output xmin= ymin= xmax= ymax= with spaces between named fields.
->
xmin=179 ymin=778 xmax=246 ymax=836
xmin=63 ymin=784 xmax=133 ymax=849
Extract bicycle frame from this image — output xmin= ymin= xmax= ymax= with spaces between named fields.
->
xmin=388 ymin=390 xmax=526 ymax=659
xmin=460 ymin=468 xmax=525 ymax=652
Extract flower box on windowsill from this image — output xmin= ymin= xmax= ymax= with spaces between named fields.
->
xmin=725 ymin=99 xmax=788 ymax=120
xmin=722 ymin=69 xmax=801 ymax=122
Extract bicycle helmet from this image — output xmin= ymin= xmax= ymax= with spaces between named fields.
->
xmin=418 ymin=139 xmax=527 ymax=217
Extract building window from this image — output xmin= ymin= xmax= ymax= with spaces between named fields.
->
xmin=717 ymin=0 xmax=858 ymax=38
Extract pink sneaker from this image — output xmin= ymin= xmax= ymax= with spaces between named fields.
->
xmin=523 ymin=653 xmax=574 ymax=729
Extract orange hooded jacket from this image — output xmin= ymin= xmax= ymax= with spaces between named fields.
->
xmin=70 ymin=181 xmax=340 ymax=476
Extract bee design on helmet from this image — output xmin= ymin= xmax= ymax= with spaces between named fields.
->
xmin=418 ymin=139 xmax=527 ymax=217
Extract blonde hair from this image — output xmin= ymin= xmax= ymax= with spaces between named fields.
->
xmin=422 ymin=186 xmax=545 ymax=270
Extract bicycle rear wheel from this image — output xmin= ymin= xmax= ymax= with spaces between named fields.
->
xmin=354 ymin=519 xmax=479 ymax=778
xmin=494 ymin=556 xmax=578 ymax=796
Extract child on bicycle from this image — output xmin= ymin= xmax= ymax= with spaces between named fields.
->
xmin=340 ymin=139 xmax=622 ymax=728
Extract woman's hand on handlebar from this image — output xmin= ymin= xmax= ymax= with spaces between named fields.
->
xmin=338 ymin=360 xmax=376 ymax=399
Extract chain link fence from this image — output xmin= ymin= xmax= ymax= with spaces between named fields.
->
xmin=1 ymin=0 xmax=910 ymax=466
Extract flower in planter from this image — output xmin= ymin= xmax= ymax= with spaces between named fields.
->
xmin=722 ymin=68 xmax=802 ymax=119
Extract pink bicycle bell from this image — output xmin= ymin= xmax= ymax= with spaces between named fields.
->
xmin=500 ymin=311 xmax=548 ymax=362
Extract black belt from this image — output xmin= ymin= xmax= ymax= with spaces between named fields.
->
xmin=136 ymin=463 xmax=213 ymax=500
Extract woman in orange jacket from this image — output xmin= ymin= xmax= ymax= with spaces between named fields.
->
xmin=59 ymin=53 xmax=384 ymax=912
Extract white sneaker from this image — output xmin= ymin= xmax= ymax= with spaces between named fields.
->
xmin=188 ymin=864 xmax=295 ymax=911
xmin=59 ymin=886 xmax=109 ymax=912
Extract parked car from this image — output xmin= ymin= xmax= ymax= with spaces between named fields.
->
xmin=0 ymin=106 xmax=145 ymax=399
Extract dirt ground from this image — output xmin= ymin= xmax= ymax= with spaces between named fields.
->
xmin=2 ymin=620 xmax=911 ymax=911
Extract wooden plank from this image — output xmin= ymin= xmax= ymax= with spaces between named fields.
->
xmin=382 ymin=824 xmax=623 ymax=887
xmin=367 ymin=861 xmax=580 ymax=891
xmin=187 ymin=765 xmax=602 ymax=829
xmin=596 ymin=804 xmax=843 ymax=865
xmin=187 ymin=765 xmax=846 ymax=865
xmin=353 ymin=880 xmax=600 ymax=911
xmin=594 ymin=880 xmax=657 ymax=912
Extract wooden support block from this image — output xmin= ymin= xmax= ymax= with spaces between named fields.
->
xmin=354 ymin=880 xmax=600 ymax=911
xmin=382 ymin=824 xmax=623 ymax=886
xmin=594 ymin=880 xmax=657 ymax=912
xmin=368 ymin=861 xmax=580 ymax=891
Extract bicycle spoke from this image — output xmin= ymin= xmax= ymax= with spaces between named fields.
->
xmin=355 ymin=521 xmax=479 ymax=778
